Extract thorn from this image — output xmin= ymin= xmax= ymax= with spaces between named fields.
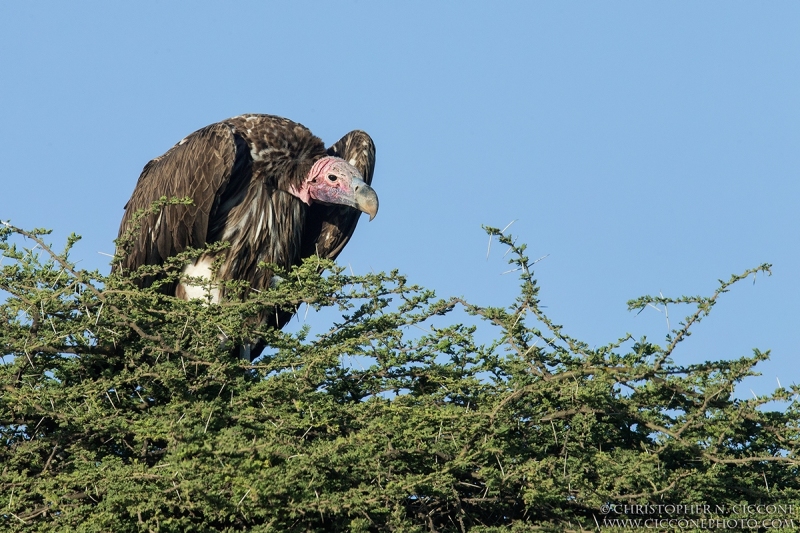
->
xmin=500 ymin=219 xmax=517 ymax=233
xmin=411 ymin=324 xmax=431 ymax=334
xmin=503 ymin=238 xmax=515 ymax=258
xmin=105 ymin=391 xmax=117 ymax=411
xmin=95 ymin=303 xmax=104 ymax=326
xmin=237 ymin=489 xmax=251 ymax=507
xmin=204 ymin=408 xmax=214 ymax=433
xmin=532 ymin=254 xmax=549 ymax=265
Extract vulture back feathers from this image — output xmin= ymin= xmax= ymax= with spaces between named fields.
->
xmin=115 ymin=114 xmax=377 ymax=351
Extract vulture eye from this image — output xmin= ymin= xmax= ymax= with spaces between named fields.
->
xmin=327 ymin=174 xmax=338 ymax=183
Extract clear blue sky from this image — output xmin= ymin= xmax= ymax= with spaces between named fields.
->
xmin=1 ymin=2 xmax=798 ymax=397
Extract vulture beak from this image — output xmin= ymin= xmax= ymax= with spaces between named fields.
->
xmin=352 ymin=178 xmax=379 ymax=221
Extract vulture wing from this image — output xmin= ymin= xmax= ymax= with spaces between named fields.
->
xmin=116 ymin=122 xmax=250 ymax=283
xmin=301 ymin=130 xmax=376 ymax=260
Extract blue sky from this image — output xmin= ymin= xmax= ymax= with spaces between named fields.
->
xmin=1 ymin=2 xmax=798 ymax=397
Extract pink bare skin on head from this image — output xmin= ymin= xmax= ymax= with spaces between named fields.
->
xmin=290 ymin=156 xmax=379 ymax=220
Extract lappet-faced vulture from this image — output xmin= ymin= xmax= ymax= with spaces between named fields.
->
xmin=115 ymin=114 xmax=378 ymax=359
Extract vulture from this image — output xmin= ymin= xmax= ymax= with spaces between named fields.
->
xmin=115 ymin=114 xmax=378 ymax=359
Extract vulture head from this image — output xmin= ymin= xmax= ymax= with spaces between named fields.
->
xmin=291 ymin=156 xmax=378 ymax=220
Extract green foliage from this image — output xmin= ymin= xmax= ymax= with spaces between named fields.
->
xmin=1 ymin=222 xmax=798 ymax=532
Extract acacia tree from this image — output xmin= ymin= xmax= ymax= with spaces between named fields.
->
xmin=1 ymin=219 xmax=798 ymax=532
